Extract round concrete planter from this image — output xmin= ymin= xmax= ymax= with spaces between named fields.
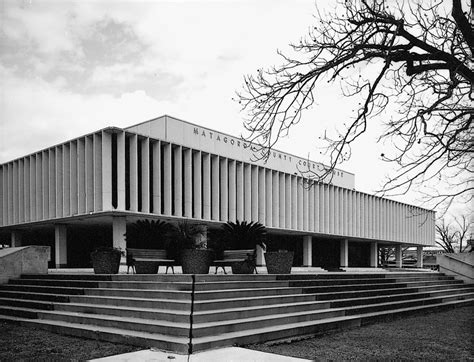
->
xmin=180 ymin=249 xmax=213 ymax=274
xmin=264 ymin=251 xmax=294 ymax=274
xmin=90 ymin=249 xmax=121 ymax=274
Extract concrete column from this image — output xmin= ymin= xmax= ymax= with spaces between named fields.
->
xmin=55 ymin=224 xmax=67 ymax=268
xmin=11 ymin=230 xmax=22 ymax=247
xmin=129 ymin=134 xmax=138 ymax=212
xmin=228 ymin=160 xmax=236 ymax=222
xmin=202 ymin=153 xmax=211 ymax=220
xmin=291 ymin=176 xmax=297 ymax=229
xmin=116 ymin=132 xmax=126 ymax=211
xmin=251 ymin=166 xmax=258 ymax=222
xmin=85 ymin=137 xmax=93 ymax=213
xmin=285 ymin=174 xmax=291 ymax=229
xmin=370 ymin=241 xmax=378 ymax=267
xmin=101 ymin=131 xmax=113 ymax=211
xmin=219 ymin=158 xmax=228 ymax=221
xmin=211 ymin=155 xmax=219 ymax=221
xmin=272 ymin=171 xmax=279 ymax=228
xmin=193 ymin=151 xmax=202 ymax=219
xmin=416 ymin=246 xmax=424 ymax=268
xmin=152 ymin=141 xmax=161 ymax=214
xmin=49 ymin=148 xmax=57 ymax=217
xmin=395 ymin=244 xmax=403 ymax=268
xmin=93 ymin=133 xmax=102 ymax=212
xmin=340 ymin=239 xmax=349 ymax=267
xmin=184 ymin=149 xmax=192 ymax=218
xmin=236 ymin=162 xmax=244 ymax=221
xmin=163 ymin=143 xmax=172 ymax=215
xmin=265 ymin=169 xmax=272 ymax=227
xmin=303 ymin=235 xmax=312 ymax=267
xmin=279 ymin=172 xmax=285 ymax=227
xmin=303 ymin=181 xmax=309 ymax=231
xmin=173 ymin=146 xmax=182 ymax=216
xmin=140 ymin=138 xmax=150 ymax=213
xmin=256 ymin=244 xmax=266 ymax=266
xmin=257 ymin=167 xmax=265 ymax=224
xmin=308 ymin=183 xmax=314 ymax=232
xmin=113 ymin=216 xmax=127 ymax=265
xmin=244 ymin=164 xmax=252 ymax=221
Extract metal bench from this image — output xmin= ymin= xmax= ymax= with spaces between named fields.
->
xmin=126 ymin=248 xmax=176 ymax=274
xmin=212 ymin=249 xmax=256 ymax=274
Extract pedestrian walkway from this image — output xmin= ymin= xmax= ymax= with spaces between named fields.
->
xmin=92 ymin=347 xmax=311 ymax=362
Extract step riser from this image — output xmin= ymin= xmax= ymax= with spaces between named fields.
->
xmin=37 ymin=312 xmax=190 ymax=337
xmin=193 ymin=294 xmax=317 ymax=311
xmin=54 ymin=304 xmax=190 ymax=323
xmin=0 ymin=307 xmax=38 ymax=319
xmin=0 ymin=285 xmax=84 ymax=295
xmin=21 ymin=274 xmax=192 ymax=283
xmin=313 ymin=288 xmax=419 ymax=300
xmin=0 ymin=298 xmax=54 ymax=311
xmin=193 ymin=310 xmax=346 ymax=337
xmin=10 ymin=280 xmax=100 ymax=288
xmin=69 ymin=295 xmax=191 ymax=311
xmin=429 ymin=288 xmax=474 ymax=298
xmin=302 ymin=281 xmax=460 ymax=294
xmin=98 ymin=282 xmax=192 ymax=291
xmin=11 ymin=279 xmax=193 ymax=291
xmin=289 ymin=276 xmax=454 ymax=287
xmin=193 ymin=301 xmax=331 ymax=323
xmin=0 ymin=291 xmax=70 ymax=303
xmin=194 ymin=288 xmax=302 ymax=300
xmin=84 ymin=289 xmax=191 ymax=300
xmin=194 ymin=281 xmax=290 ymax=291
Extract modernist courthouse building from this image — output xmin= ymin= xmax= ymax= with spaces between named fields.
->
xmin=0 ymin=115 xmax=435 ymax=268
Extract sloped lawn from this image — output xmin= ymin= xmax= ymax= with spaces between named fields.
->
xmin=247 ymin=305 xmax=474 ymax=361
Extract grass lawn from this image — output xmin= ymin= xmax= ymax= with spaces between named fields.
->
xmin=0 ymin=322 xmax=141 ymax=361
xmin=0 ymin=306 xmax=472 ymax=361
xmin=247 ymin=305 xmax=474 ymax=361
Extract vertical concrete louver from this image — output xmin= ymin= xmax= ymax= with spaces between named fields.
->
xmin=0 ymin=128 xmax=435 ymax=246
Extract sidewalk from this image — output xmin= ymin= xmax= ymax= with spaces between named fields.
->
xmin=92 ymin=347 xmax=311 ymax=362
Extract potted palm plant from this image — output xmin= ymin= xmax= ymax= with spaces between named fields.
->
xmin=264 ymin=236 xmax=294 ymax=274
xmin=173 ymin=222 xmax=213 ymax=274
xmin=90 ymin=247 xmax=122 ymax=274
xmin=221 ymin=220 xmax=266 ymax=274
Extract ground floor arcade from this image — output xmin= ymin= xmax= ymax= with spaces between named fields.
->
xmin=0 ymin=214 xmax=426 ymax=270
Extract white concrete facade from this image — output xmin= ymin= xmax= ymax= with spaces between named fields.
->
xmin=0 ymin=115 xmax=436 ymax=267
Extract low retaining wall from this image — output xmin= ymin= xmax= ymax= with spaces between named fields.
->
xmin=437 ymin=253 xmax=473 ymax=284
xmin=0 ymin=246 xmax=51 ymax=284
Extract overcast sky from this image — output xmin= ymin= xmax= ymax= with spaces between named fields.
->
xmin=0 ymin=0 xmax=467 ymax=219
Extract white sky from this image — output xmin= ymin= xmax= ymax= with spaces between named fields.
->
xmin=0 ymin=0 xmax=468 ymax=220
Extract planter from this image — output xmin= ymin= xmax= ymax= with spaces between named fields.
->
xmin=231 ymin=260 xmax=255 ymax=274
xmin=90 ymin=249 xmax=121 ymax=274
xmin=180 ymin=249 xmax=213 ymax=274
xmin=135 ymin=261 xmax=159 ymax=274
xmin=264 ymin=251 xmax=294 ymax=274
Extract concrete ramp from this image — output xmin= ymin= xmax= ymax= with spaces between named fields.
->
xmin=437 ymin=253 xmax=474 ymax=284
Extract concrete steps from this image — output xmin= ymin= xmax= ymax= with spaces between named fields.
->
xmin=190 ymin=297 xmax=474 ymax=352
xmin=0 ymin=271 xmax=472 ymax=354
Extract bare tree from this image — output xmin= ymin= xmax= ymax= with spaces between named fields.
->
xmin=237 ymin=0 xmax=473 ymax=210
xmin=436 ymin=215 xmax=472 ymax=252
